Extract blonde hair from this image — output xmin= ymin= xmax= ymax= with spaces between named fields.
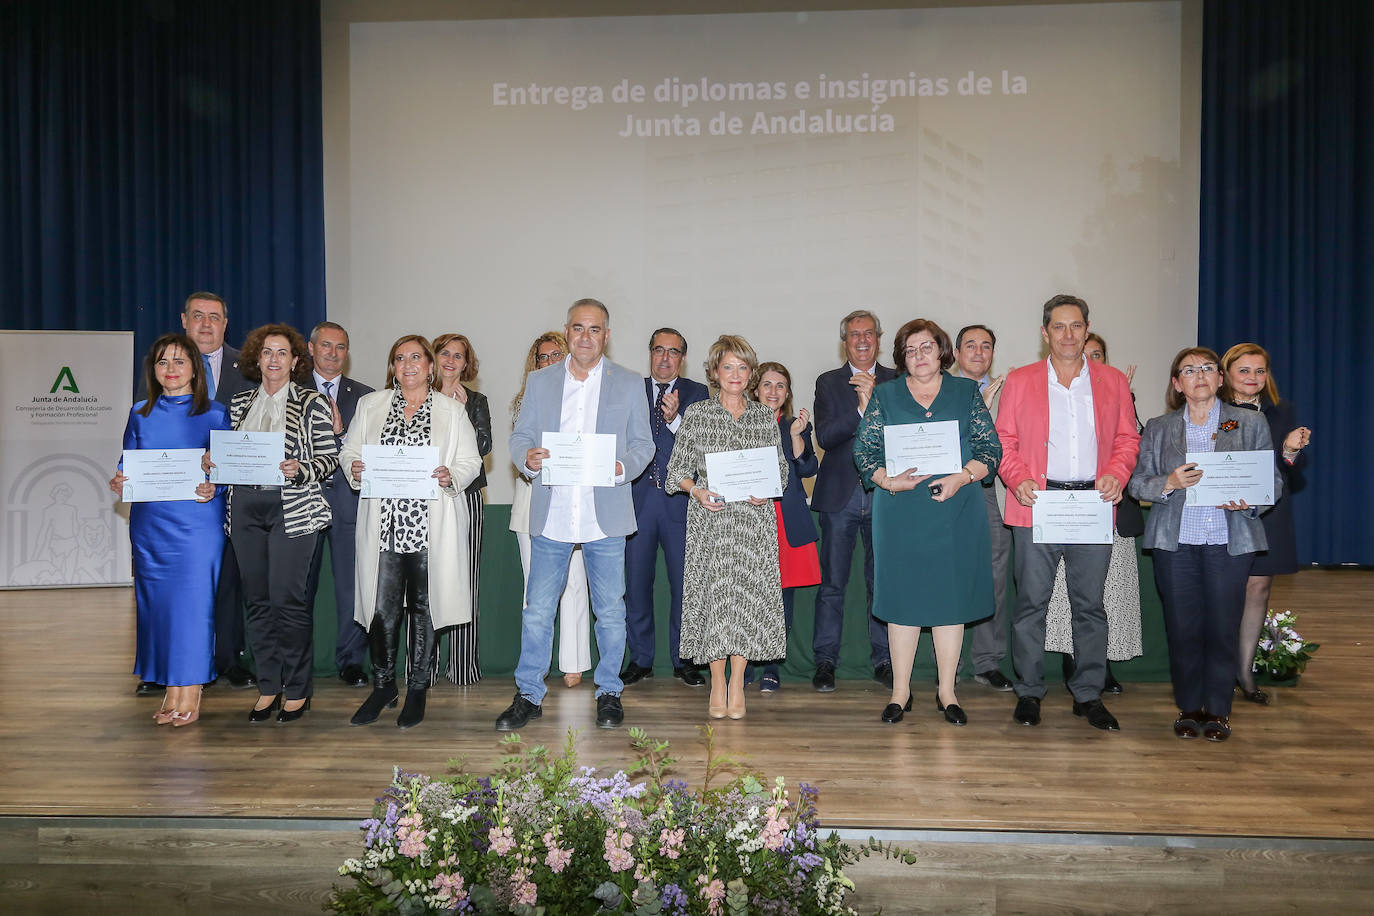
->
xmin=703 ymin=335 xmax=758 ymax=394
xmin=511 ymin=331 xmax=568 ymax=418
xmin=1220 ymin=342 xmax=1280 ymax=403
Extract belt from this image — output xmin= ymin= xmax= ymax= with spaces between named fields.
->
xmin=237 ymin=484 xmax=282 ymax=491
xmin=1045 ymin=479 xmax=1096 ymax=491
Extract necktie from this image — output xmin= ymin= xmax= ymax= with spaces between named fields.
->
xmin=323 ymin=380 xmax=336 ymax=402
xmin=202 ymin=354 xmax=216 ymax=398
xmin=652 ymin=382 xmax=669 ymax=485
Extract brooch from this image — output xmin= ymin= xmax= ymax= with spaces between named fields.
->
xmin=1220 ymin=420 xmax=1239 ymax=432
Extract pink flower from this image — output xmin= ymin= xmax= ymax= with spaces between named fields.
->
xmin=604 ymin=828 xmax=635 ymax=872
xmin=658 ymin=826 xmax=686 ymax=859
xmin=430 ymin=871 xmax=467 ymax=904
xmin=545 ymin=846 xmax=572 ymax=873
xmin=395 ymin=813 xmax=431 ymax=858
xmin=488 ymin=824 xmax=517 ymax=856
xmin=697 ymin=875 xmax=726 ymax=915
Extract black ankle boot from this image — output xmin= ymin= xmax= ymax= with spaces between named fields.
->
xmin=350 ymin=684 xmax=398 ymax=726
xmin=397 ymin=688 xmax=427 ymax=729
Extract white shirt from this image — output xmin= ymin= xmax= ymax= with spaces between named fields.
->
xmin=542 ymin=358 xmax=608 ymax=544
xmin=312 ymin=369 xmax=341 ymax=399
xmin=1046 ymin=357 xmax=1097 ymax=482
xmin=241 ymin=383 xmax=289 ymax=434
xmin=848 ymin=362 xmax=876 ymax=417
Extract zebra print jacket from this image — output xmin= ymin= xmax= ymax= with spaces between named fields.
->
xmin=224 ymin=383 xmax=340 ymax=538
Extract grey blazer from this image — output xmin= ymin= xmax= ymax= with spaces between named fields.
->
xmin=509 ymin=358 xmax=655 ymax=539
xmin=1128 ymin=402 xmax=1282 ymax=556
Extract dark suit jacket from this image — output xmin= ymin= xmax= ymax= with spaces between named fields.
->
xmin=303 ymin=373 xmax=374 ymax=496
xmin=810 ymin=363 xmax=897 ymax=513
xmin=631 ymin=376 xmax=710 ymax=520
xmin=777 ymin=415 xmax=820 ymax=547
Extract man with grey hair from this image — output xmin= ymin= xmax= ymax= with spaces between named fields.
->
xmin=303 ymin=321 xmax=374 ymax=688
xmin=809 ymin=309 xmax=896 ymax=692
xmin=498 ymin=298 xmax=655 ymax=731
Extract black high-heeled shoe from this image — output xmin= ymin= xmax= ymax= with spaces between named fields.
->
xmin=277 ymin=697 xmax=311 ymax=723
xmin=881 ymin=694 xmax=914 ymax=723
xmin=248 ymin=695 xmax=281 ymax=723
xmin=1235 ymin=679 xmax=1270 ymax=705
xmin=936 ymin=693 xmax=968 ymax=726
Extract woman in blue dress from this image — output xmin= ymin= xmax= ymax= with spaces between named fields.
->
xmin=109 ymin=333 xmax=228 ymax=727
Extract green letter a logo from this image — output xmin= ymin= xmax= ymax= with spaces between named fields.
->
xmin=50 ymin=367 xmax=79 ymax=394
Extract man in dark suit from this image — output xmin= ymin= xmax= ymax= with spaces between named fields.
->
xmin=302 ymin=321 xmax=374 ymax=688
xmin=132 ymin=292 xmax=255 ymax=695
xmin=621 ymin=328 xmax=710 ymax=688
xmin=810 ymin=309 xmax=896 ymax=692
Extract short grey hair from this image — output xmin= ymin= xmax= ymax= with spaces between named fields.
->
xmin=567 ymin=297 xmax=610 ymax=328
xmin=310 ymin=320 xmax=348 ymax=345
xmin=839 ymin=309 xmax=882 ymax=339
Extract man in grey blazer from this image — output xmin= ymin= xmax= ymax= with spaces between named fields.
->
xmin=302 ymin=321 xmax=374 ymax=689
xmin=497 ymin=299 xmax=655 ymax=731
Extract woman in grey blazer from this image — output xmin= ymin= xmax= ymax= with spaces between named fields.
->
xmin=1128 ymin=347 xmax=1282 ymax=743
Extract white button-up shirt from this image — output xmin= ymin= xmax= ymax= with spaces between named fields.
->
xmin=849 ymin=362 xmax=876 ymax=416
xmin=1046 ymin=357 xmax=1097 ymax=482
xmin=241 ymin=383 xmax=289 ymax=434
xmin=542 ymin=358 xmax=608 ymax=544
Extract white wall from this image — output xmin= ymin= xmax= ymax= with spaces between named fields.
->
xmin=323 ymin=1 xmax=1202 ymax=502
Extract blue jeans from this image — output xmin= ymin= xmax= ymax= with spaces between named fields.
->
xmin=515 ymin=534 xmax=627 ymax=704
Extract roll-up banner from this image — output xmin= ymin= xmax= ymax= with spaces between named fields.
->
xmin=1 ymin=330 xmax=134 ymax=587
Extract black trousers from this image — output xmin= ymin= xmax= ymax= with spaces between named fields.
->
xmin=371 ymin=549 xmax=435 ymax=691
xmin=229 ymin=488 xmax=318 ymax=700
xmin=1152 ymin=543 xmax=1252 ymax=716
xmin=212 ymin=540 xmax=247 ymax=676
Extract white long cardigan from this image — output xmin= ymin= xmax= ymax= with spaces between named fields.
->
xmin=340 ymin=390 xmax=482 ymax=630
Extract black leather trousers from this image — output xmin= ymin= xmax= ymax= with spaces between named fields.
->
xmin=368 ymin=549 xmax=434 ymax=690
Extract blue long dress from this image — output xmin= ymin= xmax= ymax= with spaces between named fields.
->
xmin=121 ymin=395 xmax=230 ymax=686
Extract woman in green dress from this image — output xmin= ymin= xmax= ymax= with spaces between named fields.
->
xmin=854 ymin=319 xmax=1002 ymax=726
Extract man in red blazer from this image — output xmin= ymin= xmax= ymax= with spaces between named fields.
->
xmin=995 ymin=294 xmax=1140 ymax=731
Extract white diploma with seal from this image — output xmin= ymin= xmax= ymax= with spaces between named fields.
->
xmin=882 ymin=420 xmax=962 ymax=476
xmin=1032 ymin=489 xmax=1113 ymax=544
xmin=121 ymin=448 xmax=206 ymax=503
xmin=1185 ymin=450 xmax=1274 ymax=506
xmin=540 ymin=432 xmax=617 ymax=487
xmin=704 ymin=446 xmax=783 ymax=503
xmin=360 ymin=444 xmax=440 ymax=499
xmin=208 ymin=430 xmax=285 ymax=486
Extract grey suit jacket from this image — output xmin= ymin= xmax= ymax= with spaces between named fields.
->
xmin=1128 ymin=402 xmax=1282 ymax=556
xmin=509 ymin=357 xmax=654 ymax=539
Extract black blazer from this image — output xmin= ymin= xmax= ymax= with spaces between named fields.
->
xmin=810 ymin=363 xmax=897 ymax=513
xmin=777 ymin=415 xmax=820 ymax=547
xmin=631 ymin=375 xmax=711 ymax=520
xmin=303 ymin=373 xmax=375 ymax=494
xmin=461 ymin=386 xmax=492 ymax=493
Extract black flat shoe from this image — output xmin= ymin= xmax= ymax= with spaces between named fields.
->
xmin=1103 ymin=670 xmax=1124 ymax=695
xmin=397 ymin=689 xmax=427 ymax=729
xmin=248 ymin=695 xmax=281 ymax=723
xmin=277 ymin=697 xmax=311 ymax=723
xmin=1072 ymin=698 xmax=1120 ymax=731
xmin=339 ymin=664 xmax=368 ymax=688
xmin=136 ymin=681 xmax=163 ymax=697
xmin=873 ymin=663 xmax=894 ymax=689
xmin=881 ymin=695 xmax=914 ymax=723
xmin=596 ymin=693 xmax=624 ymax=729
xmin=619 ymin=662 xmax=654 ymax=686
xmin=936 ymin=694 xmax=968 ymax=726
xmin=1235 ymin=680 xmax=1270 ymax=705
xmin=351 ymin=685 xmax=399 ymax=726
xmin=1173 ymin=710 xmax=1203 ymax=739
xmin=675 ymin=664 xmax=706 ymax=687
xmin=1013 ymin=695 xmax=1042 ymax=726
xmin=812 ymin=662 xmax=836 ymax=693
xmin=224 ymin=666 xmax=258 ymax=690
xmin=1202 ymin=715 xmax=1231 ymax=742
xmin=495 ymin=693 xmax=542 ymax=731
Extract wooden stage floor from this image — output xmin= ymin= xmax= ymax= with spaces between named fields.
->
xmin=2 ymin=569 xmax=1371 ymax=840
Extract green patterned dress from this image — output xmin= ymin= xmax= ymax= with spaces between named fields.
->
xmin=853 ymin=373 xmax=1002 ymax=627
xmin=666 ymin=397 xmax=788 ymax=662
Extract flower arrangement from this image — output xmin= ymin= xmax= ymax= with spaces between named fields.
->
xmin=329 ymin=727 xmax=908 ymax=915
xmin=1252 ymin=608 xmax=1319 ymax=680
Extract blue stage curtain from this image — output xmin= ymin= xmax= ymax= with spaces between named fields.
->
xmin=0 ymin=0 xmax=325 ymax=378
xmin=1200 ymin=0 xmax=1373 ymax=565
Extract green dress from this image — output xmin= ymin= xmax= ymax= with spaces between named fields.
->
xmin=853 ymin=373 xmax=1002 ymax=627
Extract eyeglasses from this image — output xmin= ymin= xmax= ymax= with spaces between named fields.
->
xmin=651 ymin=346 xmax=684 ymax=358
xmin=535 ymin=351 xmax=564 ymax=365
xmin=1177 ymin=364 xmax=1218 ymax=378
xmin=903 ymin=342 xmax=937 ymax=358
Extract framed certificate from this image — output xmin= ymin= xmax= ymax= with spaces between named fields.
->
xmin=704 ymin=446 xmax=783 ymax=502
xmin=360 ymin=444 xmax=441 ymax=499
xmin=1032 ymin=489 xmax=1113 ymax=544
xmin=121 ymin=448 xmax=206 ymax=503
xmin=209 ymin=430 xmax=286 ymax=486
xmin=1185 ymin=450 xmax=1275 ymax=506
xmin=883 ymin=421 xmax=962 ymax=476
xmin=540 ymin=431 xmax=617 ymax=487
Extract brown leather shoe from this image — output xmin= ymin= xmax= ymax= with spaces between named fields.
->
xmin=1173 ymin=710 xmax=1202 ymax=739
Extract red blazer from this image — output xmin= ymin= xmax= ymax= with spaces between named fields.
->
xmin=995 ymin=358 xmax=1140 ymax=528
